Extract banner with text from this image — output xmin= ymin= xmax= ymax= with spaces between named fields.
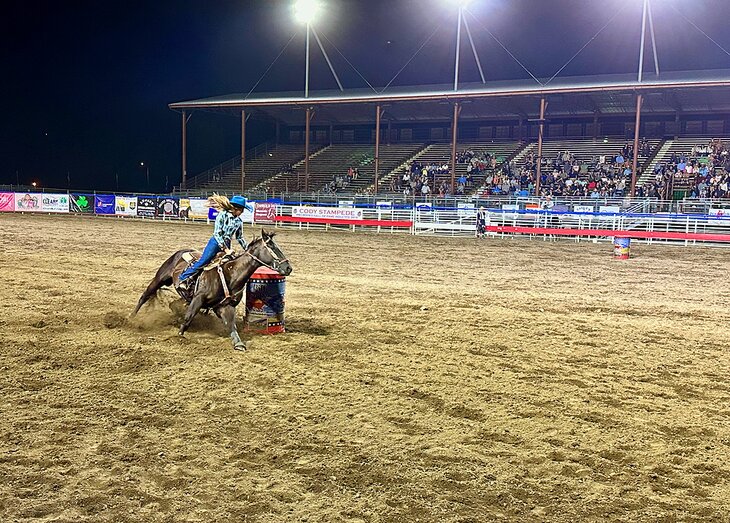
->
xmin=15 ymin=193 xmax=42 ymax=212
xmin=137 ymin=196 xmax=157 ymax=217
xmin=292 ymin=206 xmax=364 ymax=221
xmin=188 ymin=198 xmax=209 ymax=219
xmin=70 ymin=193 xmax=94 ymax=213
xmin=94 ymin=194 xmax=115 ymax=215
xmin=0 ymin=192 xmax=15 ymax=212
xmin=115 ymin=196 xmax=138 ymax=216
xmin=254 ymin=202 xmax=277 ymax=223
xmin=157 ymin=197 xmax=179 ymax=217
xmin=41 ymin=193 xmax=70 ymax=213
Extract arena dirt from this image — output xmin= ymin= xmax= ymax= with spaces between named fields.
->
xmin=1 ymin=213 xmax=729 ymax=522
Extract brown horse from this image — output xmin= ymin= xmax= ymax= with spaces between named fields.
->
xmin=133 ymin=229 xmax=292 ymax=350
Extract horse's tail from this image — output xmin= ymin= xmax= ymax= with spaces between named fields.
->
xmin=207 ymin=193 xmax=235 ymax=213
xmin=133 ymin=249 xmax=192 ymax=315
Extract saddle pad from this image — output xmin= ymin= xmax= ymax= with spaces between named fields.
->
xmin=182 ymin=250 xmax=227 ymax=271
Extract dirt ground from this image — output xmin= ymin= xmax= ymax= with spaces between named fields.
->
xmin=0 ymin=213 xmax=729 ymax=523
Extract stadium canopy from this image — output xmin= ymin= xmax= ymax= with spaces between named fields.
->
xmin=169 ymin=68 xmax=730 ymax=123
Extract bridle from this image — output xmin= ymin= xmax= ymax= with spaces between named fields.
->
xmin=245 ymin=237 xmax=289 ymax=273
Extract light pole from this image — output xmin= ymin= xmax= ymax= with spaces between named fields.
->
xmin=140 ymin=162 xmax=150 ymax=191
xmin=293 ymin=0 xmax=321 ymax=98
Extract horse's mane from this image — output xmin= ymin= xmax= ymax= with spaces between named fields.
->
xmin=207 ymin=193 xmax=235 ymax=212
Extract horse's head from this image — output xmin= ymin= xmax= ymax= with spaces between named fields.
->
xmin=248 ymin=229 xmax=292 ymax=276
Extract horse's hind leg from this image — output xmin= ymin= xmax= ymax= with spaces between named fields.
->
xmin=133 ymin=274 xmax=172 ymax=315
xmin=215 ymin=305 xmax=246 ymax=351
xmin=179 ymin=295 xmax=204 ymax=336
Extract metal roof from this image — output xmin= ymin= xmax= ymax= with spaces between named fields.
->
xmin=169 ymin=68 xmax=730 ymax=125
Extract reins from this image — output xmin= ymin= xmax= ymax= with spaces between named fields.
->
xmin=244 ymin=238 xmax=289 ymax=272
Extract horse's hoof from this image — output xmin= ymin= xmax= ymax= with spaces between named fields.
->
xmin=233 ymin=342 xmax=247 ymax=351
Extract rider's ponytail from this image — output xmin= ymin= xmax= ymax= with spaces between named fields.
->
xmin=207 ymin=194 xmax=235 ymax=212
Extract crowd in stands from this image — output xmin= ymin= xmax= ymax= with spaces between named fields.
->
xmin=325 ymin=166 xmax=360 ymax=194
xmin=645 ymin=138 xmax=730 ymax=199
xmin=477 ymin=140 xmax=650 ymax=198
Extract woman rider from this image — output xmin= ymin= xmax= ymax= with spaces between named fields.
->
xmin=178 ymin=194 xmax=253 ymax=290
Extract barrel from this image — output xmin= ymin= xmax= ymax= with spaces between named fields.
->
xmin=245 ymin=267 xmax=286 ymax=334
xmin=613 ymin=237 xmax=631 ymax=259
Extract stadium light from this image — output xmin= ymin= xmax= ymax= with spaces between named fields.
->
xmin=293 ymin=0 xmax=321 ymax=25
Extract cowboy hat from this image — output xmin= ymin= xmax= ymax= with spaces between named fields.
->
xmin=230 ymin=195 xmax=253 ymax=211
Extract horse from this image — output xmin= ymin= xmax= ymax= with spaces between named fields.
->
xmin=132 ymin=229 xmax=292 ymax=350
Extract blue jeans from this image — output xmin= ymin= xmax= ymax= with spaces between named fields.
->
xmin=179 ymin=237 xmax=223 ymax=282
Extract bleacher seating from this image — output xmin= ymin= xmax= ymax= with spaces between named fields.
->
xmin=259 ymin=143 xmax=428 ymax=194
xmin=378 ymin=141 xmax=524 ymax=194
xmin=192 ymin=144 xmax=311 ymax=193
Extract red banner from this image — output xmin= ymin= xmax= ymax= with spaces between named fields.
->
xmin=254 ymin=202 xmax=277 ymax=223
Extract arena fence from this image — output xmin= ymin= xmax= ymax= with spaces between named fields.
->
xmin=1 ymin=190 xmax=729 ymax=246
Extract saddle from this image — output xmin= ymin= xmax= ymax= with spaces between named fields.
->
xmin=176 ymin=251 xmax=239 ymax=302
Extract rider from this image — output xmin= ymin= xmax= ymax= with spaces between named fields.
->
xmin=178 ymin=194 xmax=253 ymax=290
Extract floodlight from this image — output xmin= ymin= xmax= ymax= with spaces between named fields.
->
xmin=293 ymin=0 xmax=321 ymax=24
xmin=446 ymin=0 xmax=472 ymax=6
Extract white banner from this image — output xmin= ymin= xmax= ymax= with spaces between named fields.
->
xmin=338 ymin=200 xmax=355 ymax=208
xmin=573 ymin=205 xmax=594 ymax=213
xmin=189 ymin=198 xmax=209 ymax=219
xmin=115 ymin=196 xmax=138 ymax=216
xmin=41 ymin=193 xmax=70 ymax=213
xmin=15 ymin=192 xmax=42 ymax=212
xmin=457 ymin=203 xmax=476 ymax=217
xmin=292 ymin=206 xmax=363 ymax=220
xmin=501 ymin=203 xmax=519 ymax=219
xmin=599 ymin=206 xmax=621 ymax=214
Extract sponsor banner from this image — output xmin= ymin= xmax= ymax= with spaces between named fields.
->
xmin=709 ymin=208 xmax=730 ymax=218
xmin=338 ymin=200 xmax=354 ymax=207
xmin=177 ymin=198 xmax=208 ymax=219
xmin=573 ymin=205 xmax=594 ymax=213
xmin=254 ymin=202 xmax=277 ymax=223
xmin=115 ymin=196 xmax=138 ymax=216
xmin=41 ymin=193 xmax=70 ymax=213
xmin=292 ymin=206 xmax=363 ymax=221
xmin=457 ymin=203 xmax=476 ymax=217
xmin=137 ymin=196 xmax=157 ymax=217
xmin=376 ymin=201 xmax=393 ymax=209
xmin=501 ymin=203 xmax=519 ymax=218
xmin=15 ymin=192 xmax=42 ymax=212
xmin=599 ymin=205 xmax=621 ymax=214
xmin=0 ymin=192 xmax=15 ymax=212
xmin=157 ymin=197 xmax=179 ymax=217
xmin=70 ymin=193 xmax=94 ymax=213
xmin=94 ymin=194 xmax=115 ymax=215
xmin=415 ymin=203 xmax=432 ymax=210
xmin=208 ymin=207 xmax=219 ymax=221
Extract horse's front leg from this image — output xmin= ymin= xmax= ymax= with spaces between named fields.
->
xmin=215 ymin=304 xmax=247 ymax=351
xmin=179 ymin=295 xmax=204 ymax=336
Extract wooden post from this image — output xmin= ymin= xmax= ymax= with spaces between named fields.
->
xmin=241 ymin=110 xmax=246 ymax=193
xmin=374 ymin=105 xmax=382 ymax=194
xmin=450 ymin=102 xmax=460 ymax=194
xmin=304 ymin=107 xmax=311 ymax=193
xmin=181 ymin=111 xmax=187 ymax=191
xmin=631 ymin=94 xmax=643 ymax=197
xmin=536 ymin=97 xmax=546 ymax=195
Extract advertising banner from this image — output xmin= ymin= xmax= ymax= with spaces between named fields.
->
xmin=338 ymin=200 xmax=355 ymax=208
xmin=115 ymin=196 xmax=138 ymax=216
xmin=188 ymin=198 xmax=209 ymax=219
xmin=254 ymin=202 xmax=277 ymax=223
xmin=15 ymin=193 xmax=42 ymax=212
xmin=0 ymin=192 xmax=15 ymax=212
xmin=41 ymin=193 xmax=70 ymax=213
xmin=457 ymin=203 xmax=476 ymax=217
xmin=179 ymin=198 xmax=191 ymax=218
xmin=70 ymin=193 xmax=94 ymax=213
xmin=137 ymin=196 xmax=157 ymax=217
xmin=94 ymin=194 xmax=115 ymax=215
xmin=573 ymin=205 xmax=594 ymax=213
xmin=292 ymin=206 xmax=363 ymax=220
xmin=157 ymin=197 xmax=179 ymax=217
xmin=208 ymin=207 xmax=219 ymax=221
xmin=501 ymin=204 xmax=519 ymax=219
xmin=599 ymin=206 xmax=621 ymax=214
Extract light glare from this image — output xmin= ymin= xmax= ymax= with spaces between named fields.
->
xmin=294 ymin=0 xmax=320 ymax=24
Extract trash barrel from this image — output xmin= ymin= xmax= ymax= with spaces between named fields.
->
xmin=245 ymin=267 xmax=286 ymax=334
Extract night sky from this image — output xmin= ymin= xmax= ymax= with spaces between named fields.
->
xmin=3 ymin=0 xmax=729 ymax=192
